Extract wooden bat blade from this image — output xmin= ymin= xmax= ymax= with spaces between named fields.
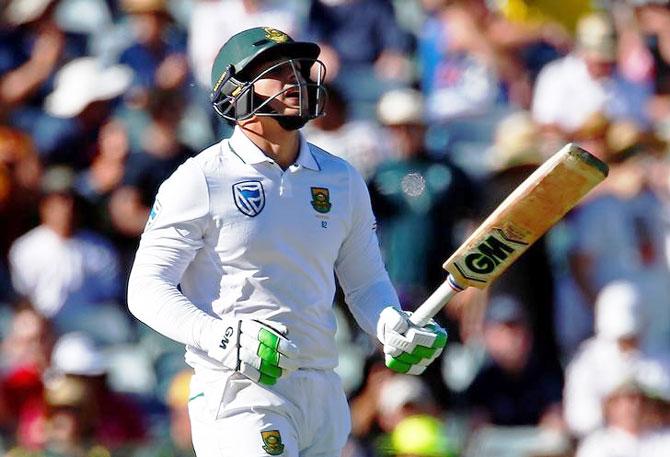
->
xmin=444 ymin=143 xmax=608 ymax=289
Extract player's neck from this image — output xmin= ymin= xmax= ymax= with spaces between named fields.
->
xmin=239 ymin=119 xmax=300 ymax=170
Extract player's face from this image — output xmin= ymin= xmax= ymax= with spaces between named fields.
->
xmin=251 ymin=58 xmax=309 ymax=115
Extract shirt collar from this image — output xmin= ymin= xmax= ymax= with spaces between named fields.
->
xmin=227 ymin=126 xmax=321 ymax=171
xmin=295 ymin=135 xmax=321 ymax=171
xmin=228 ymin=126 xmax=272 ymax=165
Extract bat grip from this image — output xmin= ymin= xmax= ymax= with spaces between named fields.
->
xmin=409 ymin=275 xmax=464 ymax=327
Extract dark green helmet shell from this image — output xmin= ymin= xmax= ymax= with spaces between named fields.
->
xmin=211 ymin=27 xmax=320 ymax=94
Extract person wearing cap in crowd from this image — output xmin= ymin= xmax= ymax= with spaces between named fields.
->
xmin=465 ymin=294 xmax=564 ymax=428
xmin=127 ymin=27 xmax=448 ymax=457
xmin=376 ymin=374 xmax=441 ymax=435
xmin=8 ymin=166 xmax=123 ymax=335
xmin=36 ymin=57 xmax=133 ymax=167
xmin=532 ymin=11 xmax=652 ymax=137
xmin=368 ymin=87 xmax=477 ymax=308
xmin=564 ymin=280 xmax=651 ymax=437
xmin=6 ymin=332 xmax=147 ymax=455
xmin=367 ymin=87 xmax=477 ymax=406
xmin=575 ymin=366 xmax=647 ymax=457
xmin=47 ymin=333 xmax=147 ymax=450
xmin=39 ymin=375 xmax=107 ymax=457
xmin=480 ymin=111 xmax=559 ymax=364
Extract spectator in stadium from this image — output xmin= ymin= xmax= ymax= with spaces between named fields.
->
xmin=108 ymin=89 xmax=194 ymax=238
xmin=5 ymin=333 xmax=148 ymax=456
xmin=38 ymin=57 xmax=133 ymax=167
xmin=303 ymin=85 xmax=389 ymax=180
xmin=39 ymin=375 xmax=112 ymax=457
xmin=481 ymin=111 xmax=558 ymax=362
xmin=369 ymin=88 xmax=477 ymax=307
xmin=575 ymin=370 xmax=646 ymax=457
xmin=45 ymin=333 xmax=147 ymax=449
xmin=419 ymin=0 xmax=531 ymax=122
xmin=8 ymin=166 xmax=123 ymax=334
xmin=466 ymin=294 xmax=564 ymax=428
xmin=554 ymin=118 xmax=670 ymax=357
xmin=118 ymin=0 xmax=189 ymax=94
xmin=0 ymin=304 xmax=53 ymax=448
xmin=1 ymin=303 xmax=53 ymax=375
xmin=564 ymin=280 xmax=648 ymax=437
xmin=73 ymin=119 xmax=130 ymax=235
xmin=532 ymin=11 xmax=652 ymax=137
xmin=306 ymin=0 xmax=413 ymax=116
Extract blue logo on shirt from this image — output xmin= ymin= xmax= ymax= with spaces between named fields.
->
xmin=233 ymin=180 xmax=265 ymax=217
xmin=145 ymin=200 xmax=162 ymax=230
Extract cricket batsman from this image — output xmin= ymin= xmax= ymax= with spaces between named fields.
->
xmin=127 ymin=27 xmax=447 ymax=457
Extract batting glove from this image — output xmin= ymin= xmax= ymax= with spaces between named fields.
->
xmin=376 ymin=307 xmax=447 ymax=375
xmin=206 ymin=318 xmax=299 ymax=386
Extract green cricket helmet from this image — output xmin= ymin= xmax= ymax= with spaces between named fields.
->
xmin=210 ymin=27 xmax=327 ymax=130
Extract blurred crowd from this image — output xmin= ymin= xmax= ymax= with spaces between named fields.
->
xmin=1 ymin=0 xmax=670 ymax=456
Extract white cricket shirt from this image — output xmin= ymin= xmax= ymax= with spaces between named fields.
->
xmin=128 ymin=126 xmax=399 ymax=371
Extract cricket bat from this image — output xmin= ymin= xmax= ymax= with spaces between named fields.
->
xmin=409 ymin=143 xmax=609 ymax=327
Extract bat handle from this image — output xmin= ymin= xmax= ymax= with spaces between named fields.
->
xmin=409 ymin=275 xmax=464 ymax=327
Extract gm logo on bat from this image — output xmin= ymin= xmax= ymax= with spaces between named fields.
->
xmin=454 ymin=228 xmax=529 ymax=282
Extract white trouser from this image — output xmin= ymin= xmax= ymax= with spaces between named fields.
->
xmin=188 ymin=368 xmax=351 ymax=456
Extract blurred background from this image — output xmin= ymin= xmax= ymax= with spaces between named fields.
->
xmin=1 ymin=0 xmax=670 ymax=456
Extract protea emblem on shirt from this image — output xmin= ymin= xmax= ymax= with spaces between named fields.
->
xmin=261 ymin=430 xmax=284 ymax=455
xmin=233 ymin=180 xmax=265 ymax=217
xmin=310 ymin=187 xmax=331 ymax=213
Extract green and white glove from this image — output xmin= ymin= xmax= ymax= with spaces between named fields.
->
xmin=206 ymin=318 xmax=299 ymax=385
xmin=376 ymin=307 xmax=447 ymax=375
